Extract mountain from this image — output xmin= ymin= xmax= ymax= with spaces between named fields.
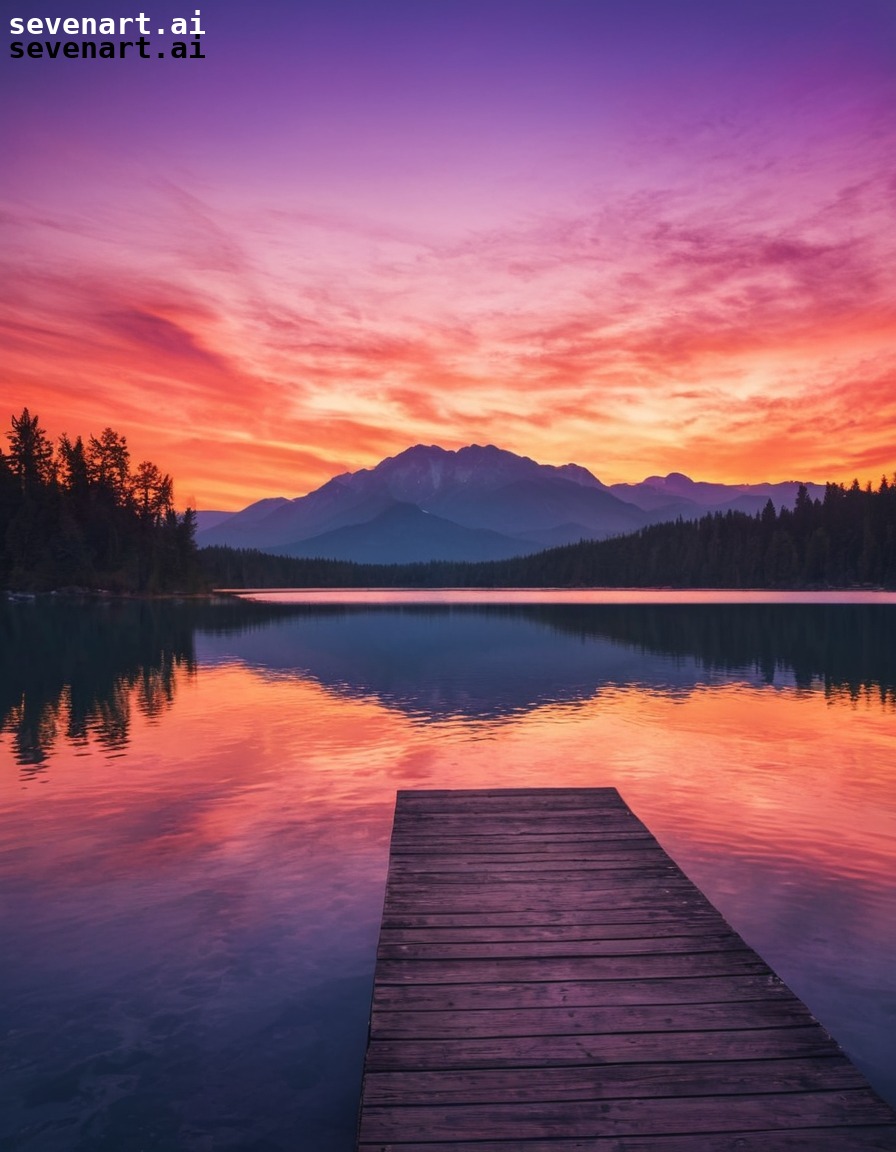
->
xmin=609 ymin=472 xmax=826 ymax=514
xmin=274 ymin=501 xmax=531 ymax=564
xmin=197 ymin=444 xmax=825 ymax=564
xmin=197 ymin=444 xmax=650 ymax=560
xmin=195 ymin=501 xmax=294 ymax=533
xmin=194 ymin=510 xmax=233 ymax=533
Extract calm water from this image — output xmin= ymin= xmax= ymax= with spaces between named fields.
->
xmin=1 ymin=593 xmax=895 ymax=1150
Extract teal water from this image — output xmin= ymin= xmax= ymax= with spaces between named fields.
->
xmin=1 ymin=594 xmax=895 ymax=1149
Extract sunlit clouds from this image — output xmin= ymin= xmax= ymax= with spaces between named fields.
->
xmin=2 ymin=0 xmax=894 ymax=506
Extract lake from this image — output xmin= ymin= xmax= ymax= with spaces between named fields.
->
xmin=1 ymin=591 xmax=895 ymax=1150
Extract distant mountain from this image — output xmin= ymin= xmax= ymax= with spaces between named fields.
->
xmin=274 ymin=501 xmax=531 ymax=564
xmin=197 ymin=496 xmax=290 ymax=538
xmin=194 ymin=510 xmax=233 ymax=533
xmin=197 ymin=444 xmax=825 ymax=564
xmin=195 ymin=497 xmax=291 ymax=541
xmin=609 ymin=472 xmax=826 ymax=514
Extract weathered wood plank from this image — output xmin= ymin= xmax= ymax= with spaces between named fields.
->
xmin=359 ymin=1129 xmax=896 ymax=1152
xmin=390 ymin=847 xmax=671 ymax=866
xmin=391 ymin=838 xmax=654 ymax=857
xmin=387 ymin=868 xmax=686 ymax=891
xmin=371 ymin=973 xmax=796 ymax=1012
xmin=382 ymin=885 xmax=711 ymax=913
xmin=359 ymin=1092 xmax=896 ymax=1142
xmin=392 ymin=819 xmax=648 ymax=837
xmin=390 ymin=822 xmax=649 ymax=839
xmin=357 ymin=788 xmax=896 ymax=1149
xmin=362 ymin=1026 xmax=844 ymax=1072
xmin=361 ymin=1057 xmax=868 ymax=1105
xmin=371 ymin=951 xmax=774 ymax=984
xmin=388 ymin=869 xmax=685 ymax=890
xmin=381 ymin=906 xmax=722 ymax=928
xmin=378 ymin=919 xmax=729 ymax=944
xmin=369 ymin=999 xmax=819 ymax=1041
xmin=395 ymin=787 xmax=627 ymax=807
xmin=376 ymin=932 xmax=747 ymax=960
xmin=386 ymin=838 xmax=654 ymax=857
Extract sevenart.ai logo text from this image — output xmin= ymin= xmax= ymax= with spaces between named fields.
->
xmin=9 ymin=9 xmax=206 ymax=59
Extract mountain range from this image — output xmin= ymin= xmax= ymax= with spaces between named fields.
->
xmin=196 ymin=444 xmax=826 ymax=564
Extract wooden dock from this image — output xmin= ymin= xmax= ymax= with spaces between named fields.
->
xmin=357 ymin=787 xmax=896 ymax=1150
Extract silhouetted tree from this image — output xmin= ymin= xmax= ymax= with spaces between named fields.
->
xmin=1 ymin=408 xmax=201 ymax=593
xmin=6 ymin=408 xmax=55 ymax=491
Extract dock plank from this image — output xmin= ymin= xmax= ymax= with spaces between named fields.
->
xmin=361 ymin=1058 xmax=869 ymax=1105
xmin=359 ymin=1132 xmax=896 ymax=1152
xmin=363 ymin=1026 xmax=845 ymax=1071
xmin=371 ymin=973 xmax=797 ymax=1011
xmin=356 ymin=788 xmax=896 ymax=1149
xmin=369 ymin=999 xmax=819 ymax=1040
xmin=375 ymin=932 xmax=752 ymax=959
xmin=360 ymin=1092 xmax=896 ymax=1142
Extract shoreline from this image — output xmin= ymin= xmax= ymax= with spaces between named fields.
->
xmin=5 ymin=583 xmax=894 ymax=601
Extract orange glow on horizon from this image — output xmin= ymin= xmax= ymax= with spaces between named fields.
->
xmin=4 ymin=153 xmax=894 ymax=508
xmin=2 ymin=393 xmax=891 ymax=512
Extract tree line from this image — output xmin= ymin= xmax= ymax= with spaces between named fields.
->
xmin=199 ymin=477 xmax=896 ymax=589
xmin=0 ymin=408 xmax=201 ymax=592
xmin=4 ymin=403 xmax=892 ymax=592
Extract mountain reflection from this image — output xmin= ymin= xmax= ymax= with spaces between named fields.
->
xmin=195 ymin=602 xmax=896 ymax=720
xmin=3 ymin=600 xmax=894 ymax=766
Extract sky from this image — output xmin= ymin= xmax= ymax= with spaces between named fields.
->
xmin=2 ymin=0 xmax=895 ymax=509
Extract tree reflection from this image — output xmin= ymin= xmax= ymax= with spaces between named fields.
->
xmin=192 ymin=601 xmax=896 ymax=721
xmin=0 ymin=597 xmax=293 ymax=768
xmin=527 ymin=604 xmax=896 ymax=704
xmin=3 ymin=599 xmax=894 ymax=767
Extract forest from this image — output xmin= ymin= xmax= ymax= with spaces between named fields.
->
xmin=200 ymin=477 xmax=896 ymax=590
xmin=0 ymin=408 xmax=201 ymax=592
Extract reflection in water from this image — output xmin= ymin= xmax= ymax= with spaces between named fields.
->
xmin=4 ymin=601 xmax=894 ymax=763
xmin=0 ymin=598 xmax=298 ymax=767
xmin=1 ymin=597 xmax=895 ymax=1150
xmin=542 ymin=602 xmax=896 ymax=696
xmin=198 ymin=602 xmax=896 ymax=718
xmin=0 ymin=599 xmax=190 ymax=767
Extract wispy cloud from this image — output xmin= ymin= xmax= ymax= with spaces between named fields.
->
xmin=3 ymin=3 xmax=894 ymax=504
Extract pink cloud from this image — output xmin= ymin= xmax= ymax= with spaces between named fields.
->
xmin=3 ymin=37 xmax=894 ymax=503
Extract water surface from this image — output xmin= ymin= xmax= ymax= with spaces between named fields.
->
xmin=1 ymin=594 xmax=895 ymax=1149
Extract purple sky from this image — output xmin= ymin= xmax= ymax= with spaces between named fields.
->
xmin=2 ymin=0 xmax=895 ymax=506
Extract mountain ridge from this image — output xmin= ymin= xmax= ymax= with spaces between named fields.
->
xmin=197 ymin=443 xmax=826 ymax=564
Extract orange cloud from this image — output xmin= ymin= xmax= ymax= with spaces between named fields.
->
xmin=3 ymin=113 xmax=894 ymax=505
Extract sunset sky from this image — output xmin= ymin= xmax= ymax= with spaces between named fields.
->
xmin=2 ymin=0 xmax=895 ymax=509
